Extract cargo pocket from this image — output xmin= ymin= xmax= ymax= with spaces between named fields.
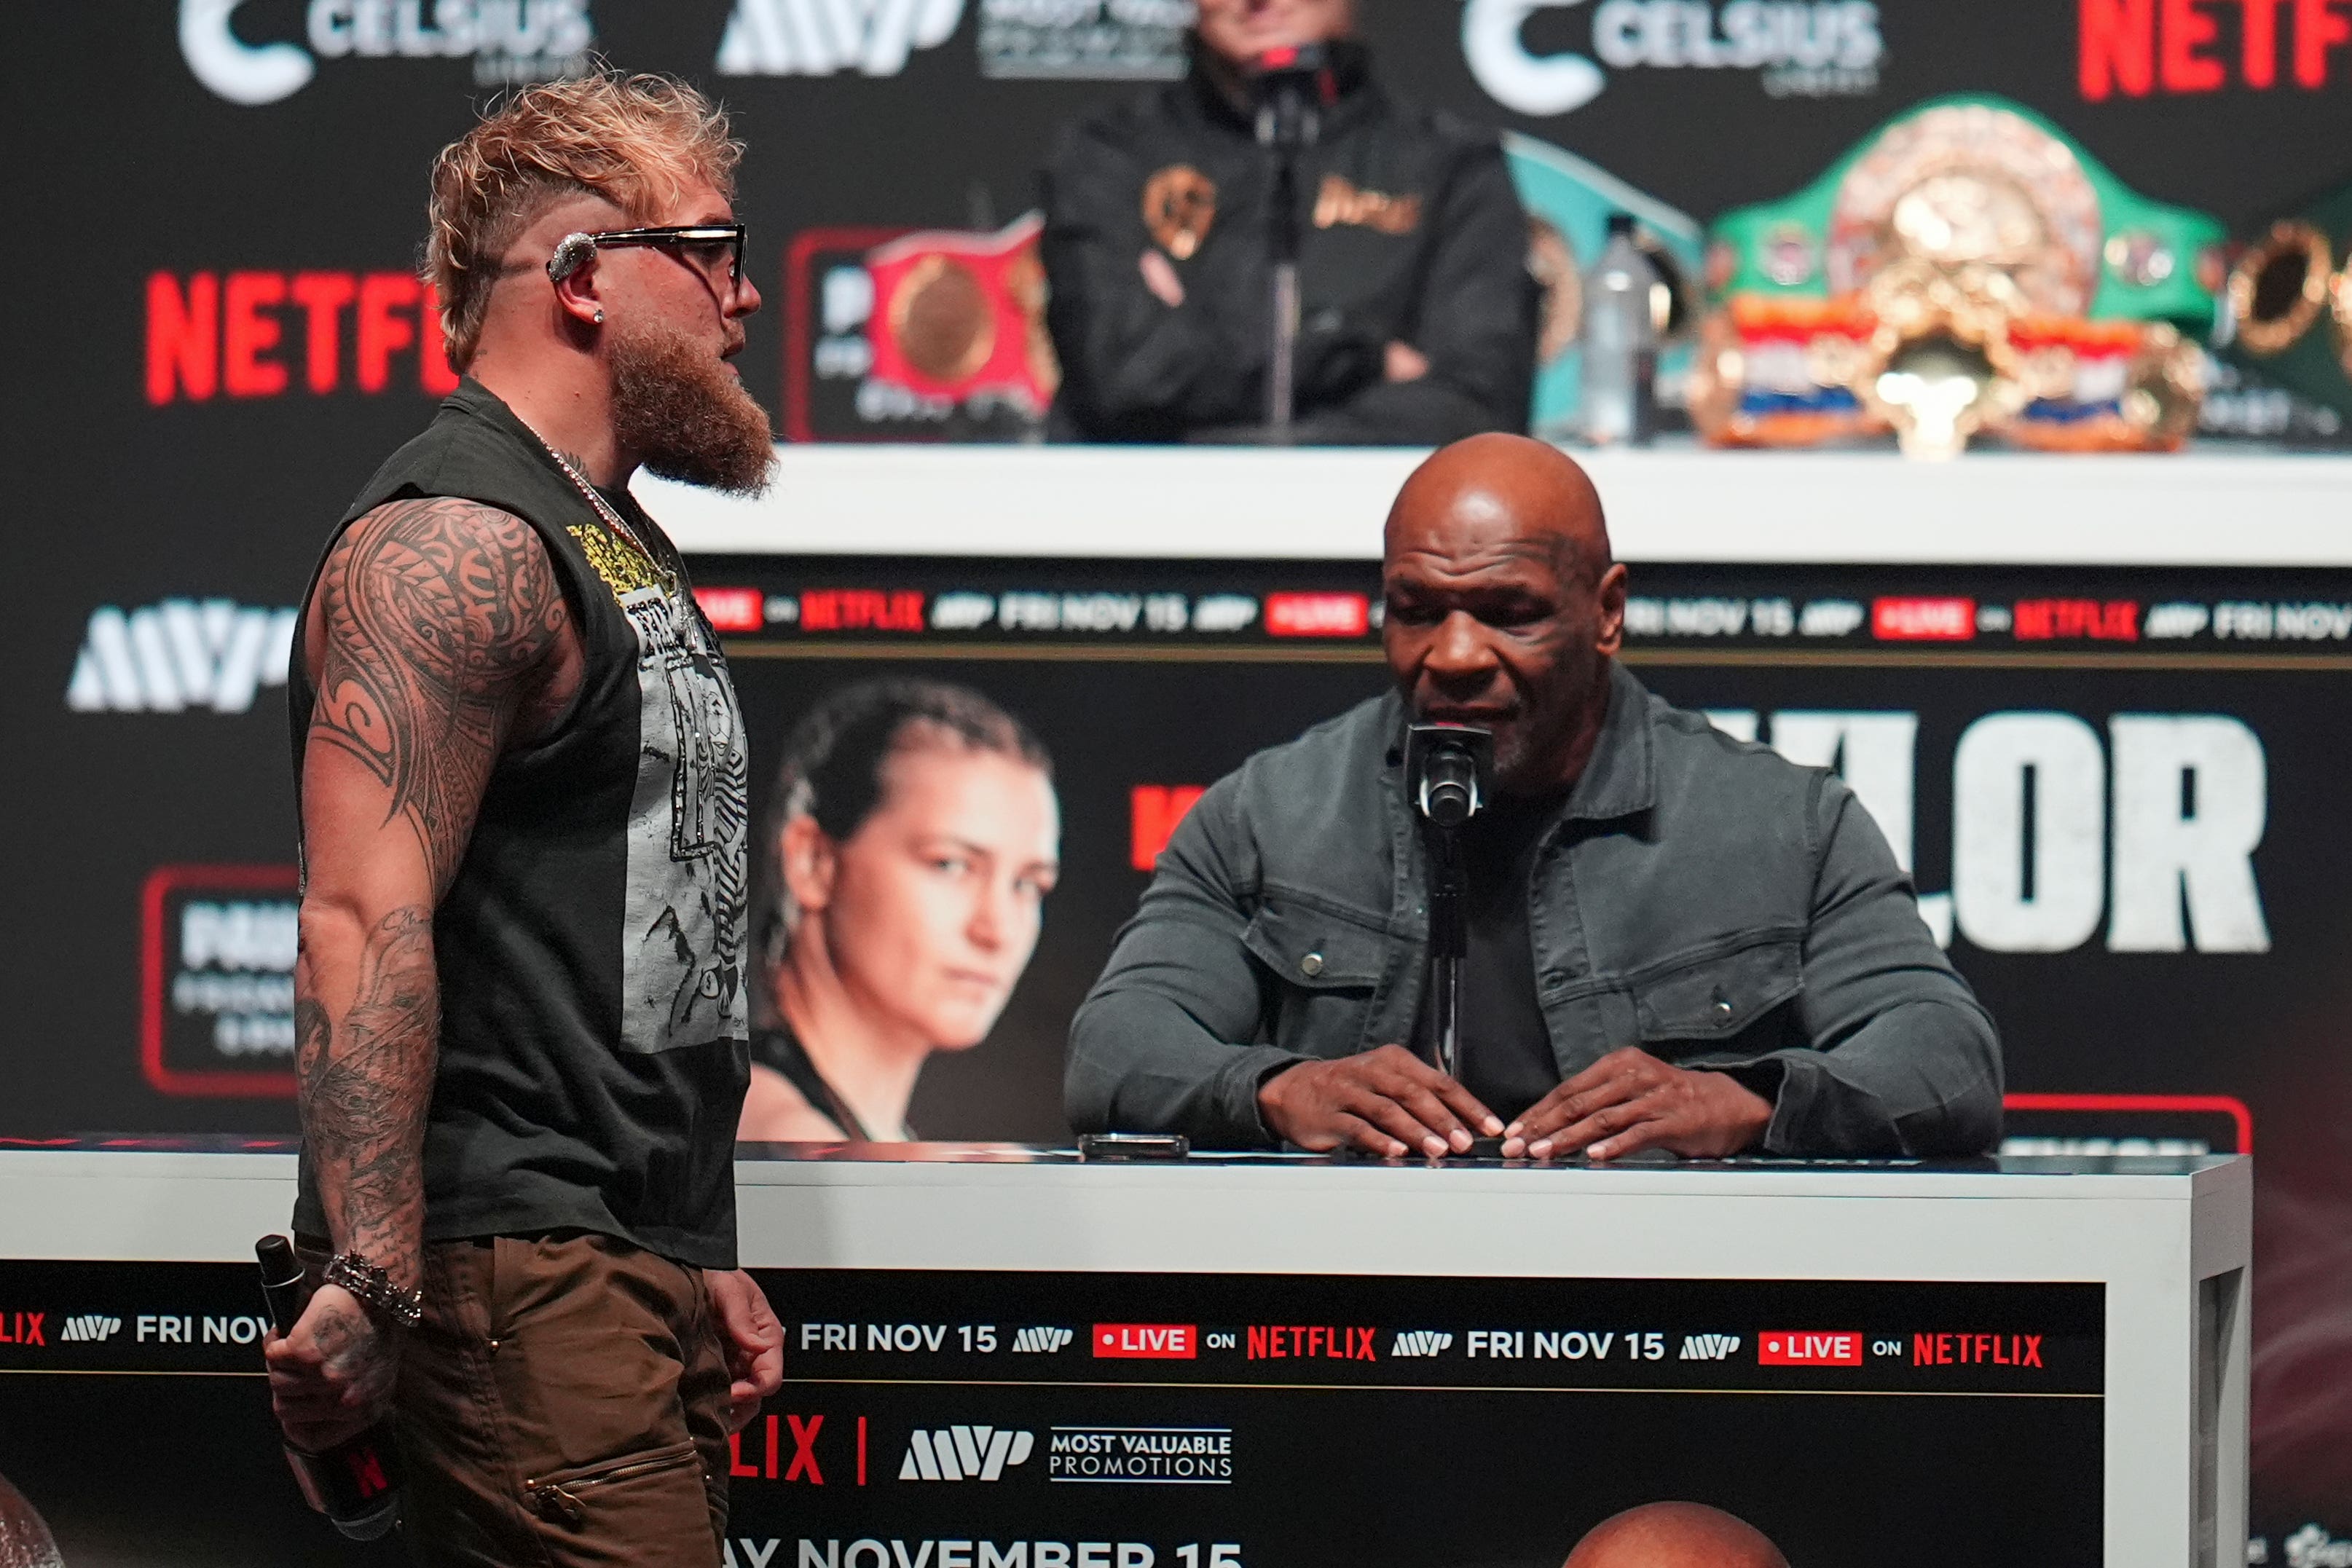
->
xmin=522 ymin=1440 xmax=701 ymax=1530
xmin=1629 ymin=935 xmax=1803 ymax=1057
xmin=1242 ymin=899 xmax=1392 ymax=1055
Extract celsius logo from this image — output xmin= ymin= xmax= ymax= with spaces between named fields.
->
xmin=178 ymin=0 xmax=595 ymax=107
xmin=59 ymin=1315 xmax=124 ymax=1344
xmin=1678 ymin=1333 xmax=1742 ymax=1361
xmin=1462 ymin=0 xmax=1882 ymax=116
xmin=1391 ymin=1330 xmax=1455 ymax=1357
xmin=1010 ymin=1326 xmax=1074 ymax=1354
xmin=900 ymin=1425 xmax=1034 ymax=1482
xmin=717 ymin=0 xmax=964 ymax=76
xmin=68 ymin=601 xmax=299 ymax=716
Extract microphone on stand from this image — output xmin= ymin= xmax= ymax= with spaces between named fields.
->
xmin=1407 ymin=724 xmax=1494 ymax=1119
xmin=1248 ymin=43 xmax=1330 ymax=438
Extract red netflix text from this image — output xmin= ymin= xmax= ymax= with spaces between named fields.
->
xmin=0 ymin=1312 xmax=46 ymax=1347
xmin=2013 ymin=599 xmax=2141 ymax=641
xmin=798 ymin=590 xmax=925 ymax=633
xmin=2081 ymin=0 xmax=2352 ymax=96
xmin=147 ymin=271 xmax=459 ymax=406
xmin=1246 ymin=1325 xmax=1377 ymax=1360
xmin=1913 ymin=1332 xmax=2045 ymax=1368
xmin=729 ymin=1412 xmax=868 ymax=1485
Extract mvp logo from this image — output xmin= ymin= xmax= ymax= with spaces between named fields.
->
xmin=900 ymin=1426 xmax=1034 ymax=1482
xmin=58 ymin=1315 xmax=122 ymax=1344
xmin=1391 ymin=1330 xmax=1455 ymax=1357
xmin=717 ymin=0 xmax=964 ymax=75
xmin=1010 ymin=1327 xmax=1074 ymax=1354
xmin=1678 ymin=1333 xmax=1742 ymax=1361
xmin=68 ymin=601 xmax=299 ymax=715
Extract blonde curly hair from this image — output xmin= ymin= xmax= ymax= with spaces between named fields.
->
xmin=425 ymin=71 xmax=743 ymax=369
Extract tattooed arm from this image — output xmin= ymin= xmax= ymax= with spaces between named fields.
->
xmin=266 ymin=497 xmax=578 ymax=1453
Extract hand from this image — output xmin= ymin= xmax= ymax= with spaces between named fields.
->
xmin=1140 ymin=250 xmax=1186 ymax=309
xmin=1384 ymin=341 xmax=1430 ymax=382
xmin=264 ymin=1282 xmax=398 ymax=1452
xmin=1503 ymin=1047 xmax=1773 ymax=1162
xmin=1257 ymin=1044 xmax=1503 ymax=1159
xmin=706 ymin=1269 xmax=784 ymax=1433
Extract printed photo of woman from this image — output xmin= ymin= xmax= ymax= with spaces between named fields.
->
xmin=738 ymin=679 xmax=1061 ymax=1142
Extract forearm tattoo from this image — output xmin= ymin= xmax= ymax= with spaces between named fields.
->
xmin=308 ymin=497 xmax=567 ymax=893
xmin=297 ymin=908 xmax=437 ymax=1290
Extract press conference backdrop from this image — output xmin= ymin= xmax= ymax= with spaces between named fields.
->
xmin=9 ymin=1 xmax=2352 ymax=1558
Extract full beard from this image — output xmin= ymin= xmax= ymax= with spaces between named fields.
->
xmin=610 ymin=318 xmax=775 ymax=495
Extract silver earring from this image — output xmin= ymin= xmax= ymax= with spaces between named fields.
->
xmin=593 ymin=309 xmax=605 ymax=324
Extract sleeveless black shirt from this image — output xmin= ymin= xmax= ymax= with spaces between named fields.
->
xmin=288 ymin=381 xmax=750 ymax=1269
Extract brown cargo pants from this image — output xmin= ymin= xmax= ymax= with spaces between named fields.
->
xmin=306 ymin=1232 xmax=734 ymax=1567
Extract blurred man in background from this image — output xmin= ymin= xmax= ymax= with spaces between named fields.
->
xmin=1041 ymin=0 xmax=1537 ymax=444
xmin=739 ymin=681 xmax=1061 ymax=1143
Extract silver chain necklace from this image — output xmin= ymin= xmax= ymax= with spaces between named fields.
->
xmin=523 ymin=423 xmax=678 ymax=595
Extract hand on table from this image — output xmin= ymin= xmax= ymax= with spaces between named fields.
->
xmin=707 ymin=1268 xmax=784 ymax=1433
xmin=264 ymin=1282 xmax=398 ymax=1452
xmin=1257 ymin=1044 xmax=1503 ymax=1159
xmin=1503 ymin=1047 xmax=1772 ymax=1162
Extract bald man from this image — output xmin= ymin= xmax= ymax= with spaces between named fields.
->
xmin=1563 ymin=1502 xmax=1788 ymax=1568
xmin=1067 ymin=435 xmax=1999 ymax=1158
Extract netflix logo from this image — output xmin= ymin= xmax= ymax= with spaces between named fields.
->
xmin=1913 ymin=1332 xmax=2046 ymax=1368
xmin=146 ymin=271 xmax=459 ymax=406
xmin=1756 ymin=1331 xmax=1863 ymax=1366
xmin=1093 ymin=1323 xmax=1196 ymax=1360
xmin=2081 ymin=0 xmax=2352 ymax=97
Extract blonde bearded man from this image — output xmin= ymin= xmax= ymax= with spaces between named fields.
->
xmin=264 ymin=74 xmax=784 ymax=1565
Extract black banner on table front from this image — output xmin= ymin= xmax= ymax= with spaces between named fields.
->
xmin=0 ymin=1258 xmax=2099 ymax=1568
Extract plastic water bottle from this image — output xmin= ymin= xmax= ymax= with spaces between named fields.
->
xmin=1581 ymin=213 xmax=1661 ymax=446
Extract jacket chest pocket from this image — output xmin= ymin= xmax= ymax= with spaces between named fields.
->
xmin=1629 ymin=936 xmax=1803 ymax=1060
xmin=1243 ymin=900 xmax=1391 ymax=1059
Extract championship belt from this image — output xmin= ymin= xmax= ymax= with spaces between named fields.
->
xmin=1691 ymin=96 xmax=2223 ymax=457
xmin=1501 ymin=132 xmax=1705 ymax=441
xmin=2219 ymin=181 xmax=2352 ymax=422
xmin=865 ymin=214 xmax=1059 ymax=419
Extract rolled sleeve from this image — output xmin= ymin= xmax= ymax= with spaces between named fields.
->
xmin=1066 ymin=781 xmax=1303 ymax=1146
xmin=1743 ymin=775 xmax=2003 ymax=1155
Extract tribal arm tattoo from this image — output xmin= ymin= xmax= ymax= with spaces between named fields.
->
xmin=307 ymin=498 xmax=571 ymax=894
xmin=296 ymin=497 xmax=573 ymax=1291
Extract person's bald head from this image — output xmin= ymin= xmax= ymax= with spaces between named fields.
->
xmin=1382 ymin=434 xmax=1629 ymax=793
xmin=1562 ymin=1502 xmax=1788 ymax=1568
xmin=1383 ymin=433 xmax=1611 ymax=586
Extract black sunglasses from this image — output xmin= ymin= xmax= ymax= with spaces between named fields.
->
xmin=546 ymin=224 xmax=747 ymax=291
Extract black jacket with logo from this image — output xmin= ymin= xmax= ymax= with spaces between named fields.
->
xmin=1040 ymin=41 xmax=1537 ymax=444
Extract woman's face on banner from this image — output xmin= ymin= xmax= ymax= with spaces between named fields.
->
xmin=822 ymin=744 xmax=1061 ymax=1049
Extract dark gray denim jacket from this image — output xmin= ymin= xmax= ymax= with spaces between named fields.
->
xmin=1067 ymin=663 xmax=2002 ymax=1154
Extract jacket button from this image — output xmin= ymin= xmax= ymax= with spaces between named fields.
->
xmin=1712 ymin=991 xmax=1734 ymax=1015
xmin=1300 ymin=952 xmax=1325 ymax=977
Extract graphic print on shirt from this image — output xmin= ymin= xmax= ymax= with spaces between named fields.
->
xmin=573 ymin=523 xmax=750 ymax=1053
